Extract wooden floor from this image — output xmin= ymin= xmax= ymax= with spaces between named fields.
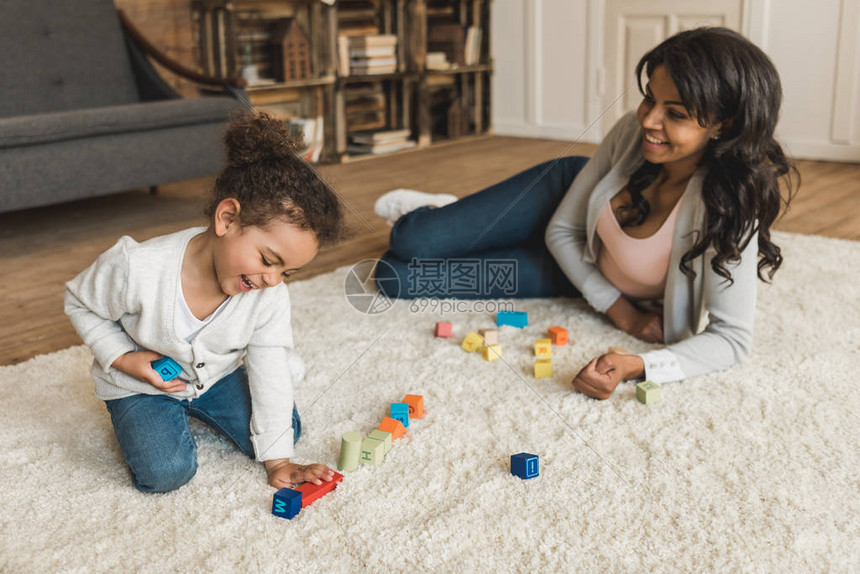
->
xmin=1 ymin=135 xmax=858 ymax=366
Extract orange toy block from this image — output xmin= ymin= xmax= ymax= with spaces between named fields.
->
xmin=402 ymin=394 xmax=425 ymax=419
xmin=461 ymin=331 xmax=483 ymax=352
xmin=379 ymin=417 xmax=407 ymax=440
xmin=534 ymin=338 xmax=552 ymax=358
xmin=295 ymin=471 xmax=344 ymax=508
xmin=547 ymin=326 xmax=568 ymax=346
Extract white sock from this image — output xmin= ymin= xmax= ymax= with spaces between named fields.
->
xmin=374 ymin=189 xmax=458 ymax=225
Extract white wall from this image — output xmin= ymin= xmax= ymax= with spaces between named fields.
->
xmin=491 ymin=0 xmax=860 ymax=161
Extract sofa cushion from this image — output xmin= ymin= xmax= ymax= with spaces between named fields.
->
xmin=0 ymin=0 xmax=140 ymax=118
xmin=0 ymin=97 xmax=242 ymax=149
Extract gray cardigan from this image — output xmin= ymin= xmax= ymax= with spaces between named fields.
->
xmin=545 ymin=112 xmax=758 ymax=383
xmin=65 ymin=227 xmax=303 ymax=461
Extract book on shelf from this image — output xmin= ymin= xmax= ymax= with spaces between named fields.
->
xmin=349 ymin=128 xmax=412 ymax=144
xmin=338 ymin=34 xmax=398 ymax=77
xmin=347 ymin=139 xmax=416 ymax=155
xmin=426 ymin=51 xmax=450 ymax=71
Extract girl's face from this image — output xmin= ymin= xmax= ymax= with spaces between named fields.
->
xmin=212 ymin=200 xmax=319 ymax=296
xmin=636 ymin=65 xmax=724 ymax=174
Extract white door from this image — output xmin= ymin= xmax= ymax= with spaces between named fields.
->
xmin=602 ymin=0 xmax=744 ymax=133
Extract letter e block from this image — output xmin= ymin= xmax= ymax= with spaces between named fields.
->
xmin=272 ymin=488 xmax=302 ymax=519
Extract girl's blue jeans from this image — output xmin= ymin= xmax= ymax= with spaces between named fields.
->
xmin=104 ymin=366 xmax=301 ymax=493
xmin=375 ymin=156 xmax=589 ymax=299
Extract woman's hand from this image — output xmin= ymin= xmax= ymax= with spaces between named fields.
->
xmin=111 ymin=351 xmax=187 ymax=392
xmin=573 ymin=353 xmax=645 ymax=400
xmin=605 ymin=297 xmax=664 ymax=343
xmin=265 ymin=459 xmax=336 ymax=490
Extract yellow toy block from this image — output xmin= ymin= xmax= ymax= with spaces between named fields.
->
xmin=534 ymin=338 xmax=552 ymax=358
xmin=534 ymin=359 xmax=552 ymax=379
xmin=461 ymin=331 xmax=483 ymax=352
xmin=478 ymin=328 xmax=498 ymax=345
xmin=481 ymin=344 xmax=502 ymax=361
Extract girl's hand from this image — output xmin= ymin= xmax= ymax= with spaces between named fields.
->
xmin=573 ymin=353 xmax=645 ymax=400
xmin=111 ymin=351 xmax=187 ymax=393
xmin=606 ymin=297 xmax=664 ymax=343
xmin=265 ymin=459 xmax=336 ymax=490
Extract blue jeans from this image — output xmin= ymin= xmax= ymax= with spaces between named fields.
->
xmin=104 ymin=367 xmax=301 ymax=493
xmin=375 ymin=156 xmax=589 ymax=299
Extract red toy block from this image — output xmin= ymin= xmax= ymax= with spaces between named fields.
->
xmin=435 ymin=322 xmax=453 ymax=337
xmin=402 ymin=394 xmax=424 ymax=419
xmin=295 ymin=471 xmax=344 ymax=508
xmin=547 ymin=326 xmax=568 ymax=346
xmin=379 ymin=417 xmax=407 ymax=440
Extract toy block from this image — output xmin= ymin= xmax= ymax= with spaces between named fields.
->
xmin=481 ymin=344 xmax=502 ymax=362
xmin=534 ymin=359 xmax=552 ymax=379
xmin=402 ymin=394 xmax=425 ymax=419
xmin=390 ymin=402 xmax=410 ymax=428
xmin=151 ymin=357 xmax=181 ymax=382
xmin=636 ymin=381 xmax=662 ymax=404
xmin=295 ymin=471 xmax=344 ymax=508
xmin=360 ymin=437 xmax=385 ymax=466
xmin=534 ymin=338 xmax=552 ymax=358
xmin=367 ymin=429 xmax=392 ymax=454
xmin=496 ymin=311 xmax=528 ymax=329
xmin=461 ymin=331 xmax=483 ymax=352
xmin=511 ymin=453 xmax=539 ymax=479
xmin=547 ymin=326 xmax=568 ymax=346
xmin=272 ymin=488 xmax=302 ymax=519
xmin=478 ymin=328 xmax=498 ymax=345
xmin=435 ymin=321 xmax=453 ymax=338
xmin=378 ymin=417 xmax=406 ymax=440
xmin=337 ymin=431 xmax=362 ymax=472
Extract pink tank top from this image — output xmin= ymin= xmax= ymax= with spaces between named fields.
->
xmin=596 ymin=194 xmax=684 ymax=300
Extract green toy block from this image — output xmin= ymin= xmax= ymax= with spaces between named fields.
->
xmin=367 ymin=429 xmax=393 ymax=454
xmin=636 ymin=381 xmax=662 ymax=404
xmin=360 ymin=437 xmax=385 ymax=466
xmin=337 ymin=431 xmax=363 ymax=472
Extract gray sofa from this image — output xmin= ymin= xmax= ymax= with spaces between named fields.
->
xmin=0 ymin=0 xmax=247 ymax=213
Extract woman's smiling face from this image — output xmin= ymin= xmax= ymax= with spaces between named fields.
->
xmin=636 ymin=65 xmax=724 ymax=175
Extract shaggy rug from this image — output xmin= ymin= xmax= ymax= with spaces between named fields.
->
xmin=1 ymin=231 xmax=857 ymax=573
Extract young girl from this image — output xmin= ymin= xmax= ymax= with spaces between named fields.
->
xmin=65 ymin=112 xmax=346 ymax=493
xmin=374 ymin=27 xmax=798 ymax=398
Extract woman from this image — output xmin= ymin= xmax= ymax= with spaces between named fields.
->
xmin=374 ymin=28 xmax=798 ymax=399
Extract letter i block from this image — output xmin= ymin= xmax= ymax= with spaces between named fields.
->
xmin=402 ymin=394 xmax=424 ymax=419
xmin=272 ymin=488 xmax=302 ymax=519
xmin=534 ymin=338 xmax=552 ymax=358
xmin=636 ymin=381 xmax=662 ymax=404
xmin=367 ymin=429 xmax=393 ymax=454
xmin=435 ymin=321 xmax=453 ymax=338
xmin=510 ymin=453 xmax=539 ymax=479
xmin=496 ymin=311 xmax=528 ymax=328
xmin=478 ymin=328 xmax=498 ymax=345
xmin=378 ymin=417 xmax=406 ymax=440
xmin=390 ymin=402 xmax=410 ymax=428
xmin=461 ymin=331 xmax=483 ymax=352
xmin=534 ymin=359 xmax=552 ymax=379
xmin=295 ymin=471 xmax=344 ymax=508
xmin=481 ymin=344 xmax=502 ymax=361
xmin=547 ymin=326 xmax=568 ymax=346
xmin=360 ymin=437 xmax=385 ymax=466
xmin=151 ymin=357 xmax=181 ymax=382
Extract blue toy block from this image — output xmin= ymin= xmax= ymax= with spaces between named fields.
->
xmin=272 ymin=488 xmax=302 ymax=519
xmin=510 ymin=452 xmax=539 ymax=479
xmin=151 ymin=357 xmax=182 ymax=382
xmin=390 ymin=402 xmax=410 ymax=428
xmin=496 ymin=311 xmax=528 ymax=329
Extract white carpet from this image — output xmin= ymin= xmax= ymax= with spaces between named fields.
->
xmin=1 ymin=231 xmax=858 ymax=573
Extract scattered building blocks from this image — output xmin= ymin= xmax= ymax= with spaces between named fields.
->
xmin=547 ymin=326 xmax=568 ymax=346
xmin=511 ymin=453 xmax=539 ymax=479
xmin=402 ymin=394 xmax=425 ymax=419
xmin=151 ymin=357 xmax=181 ymax=382
xmin=390 ymin=402 xmax=410 ymax=428
xmin=461 ymin=331 xmax=483 ymax=352
xmin=608 ymin=346 xmax=629 ymax=354
xmin=272 ymin=488 xmax=302 ymax=519
xmin=378 ymin=417 xmax=406 ymax=440
xmin=481 ymin=344 xmax=502 ymax=361
xmin=368 ymin=429 xmax=393 ymax=454
xmin=295 ymin=472 xmax=344 ymax=508
xmin=435 ymin=321 xmax=453 ymax=338
xmin=337 ymin=431 xmax=362 ymax=472
xmin=534 ymin=359 xmax=552 ymax=379
xmin=534 ymin=338 xmax=552 ymax=358
xmin=360 ymin=437 xmax=385 ymax=466
xmin=636 ymin=381 xmax=662 ymax=404
xmin=496 ymin=311 xmax=528 ymax=328
xmin=478 ymin=328 xmax=498 ymax=345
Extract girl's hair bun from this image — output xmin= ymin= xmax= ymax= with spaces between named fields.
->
xmin=223 ymin=111 xmax=302 ymax=168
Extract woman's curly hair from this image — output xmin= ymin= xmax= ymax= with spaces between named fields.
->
xmin=205 ymin=111 xmax=346 ymax=247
